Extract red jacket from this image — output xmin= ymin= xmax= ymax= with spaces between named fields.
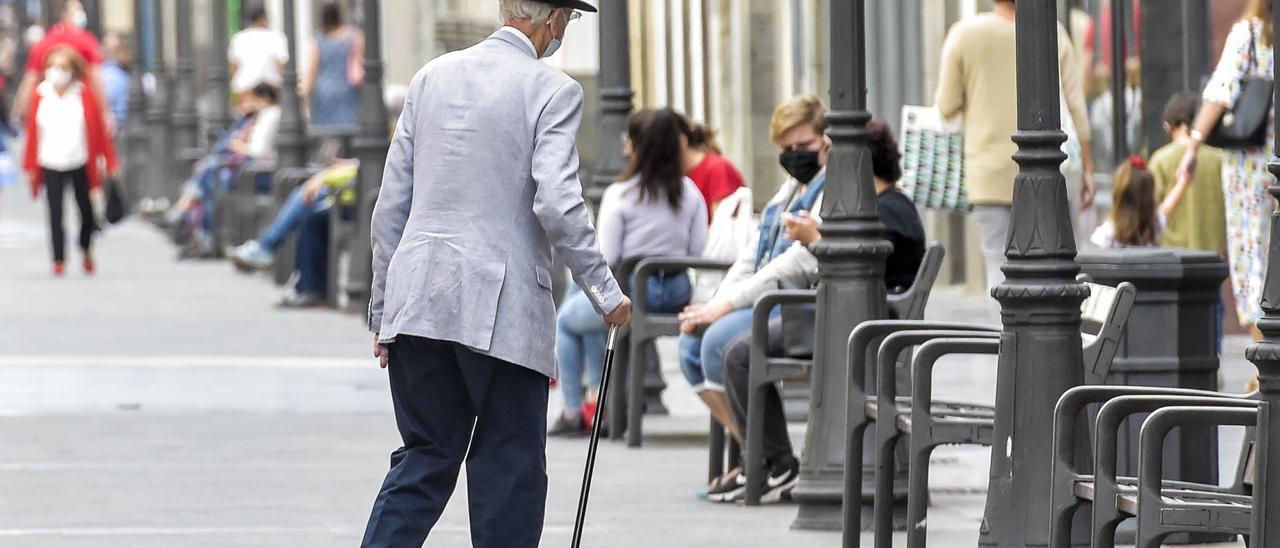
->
xmin=24 ymin=82 xmax=118 ymax=198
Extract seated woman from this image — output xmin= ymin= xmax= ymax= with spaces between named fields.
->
xmin=168 ymin=84 xmax=281 ymax=257
xmin=709 ymin=119 xmax=926 ymax=504
xmin=549 ymin=108 xmax=708 ymax=437
xmin=675 ymin=94 xmax=830 ymax=447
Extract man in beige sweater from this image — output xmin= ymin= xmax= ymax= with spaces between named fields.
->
xmin=936 ymin=0 xmax=1094 ymax=288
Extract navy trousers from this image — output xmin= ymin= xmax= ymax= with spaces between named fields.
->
xmin=362 ymin=336 xmax=550 ymax=548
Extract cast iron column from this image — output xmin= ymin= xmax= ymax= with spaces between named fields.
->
xmin=1182 ymin=0 xmax=1209 ymax=92
xmin=276 ymin=0 xmax=307 ymax=169
xmin=10 ymin=0 xmax=29 ymax=97
xmin=144 ymin=0 xmax=172 ymax=201
xmin=124 ymin=0 xmax=149 ymax=203
xmin=86 ymin=0 xmax=101 ymax=37
xmin=1243 ymin=0 xmax=1280 ymax=542
xmin=170 ymin=1 xmax=200 ymax=166
xmin=978 ymin=1 xmax=1088 ymax=546
xmin=206 ymin=0 xmax=233 ymax=145
xmin=591 ymin=0 xmax=633 ymax=205
xmin=347 ymin=0 xmax=389 ymax=312
xmin=1110 ymin=0 xmax=1128 ymax=163
xmin=796 ymin=0 xmax=892 ymax=531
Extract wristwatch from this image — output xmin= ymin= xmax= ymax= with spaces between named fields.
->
xmin=1189 ymin=129 xmax=1205 ymax=143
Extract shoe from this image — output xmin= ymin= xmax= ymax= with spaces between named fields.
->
xmin=227 ymin=240 xmax=273 ymax=270
xmin=52 ymin=261 xmax=65 ymax=276
xmin=548 ymin=414 xmax=587 ymax=438
xmin=83 ymin=255 xmax=95 ymax=275
xmin=581 ymin=401 xmax=598 ymax=431
xmin=706 ymin=469 xmax=746 ymax=503
xmin=277 ymin=293 xmax=325 ymax=309
xmin=757 ymin=456 xmax=801 ymax=504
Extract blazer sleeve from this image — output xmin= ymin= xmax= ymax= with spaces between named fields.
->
xmin=531 ymin=80 xmax=623 ymax=315
xmin=367 ymin=73 xmax=420 ymax=333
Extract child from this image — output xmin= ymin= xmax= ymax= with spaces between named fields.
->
xmin=1091 ymin=155 xmax=1191 ymax=250
xmin=1147 ymin=91 xmax=1227 ymax=256
xmin=23 ymin=45 xmax=117 ymax=276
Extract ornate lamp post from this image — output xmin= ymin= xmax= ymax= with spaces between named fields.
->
xmin=124 ymin=0 xmax=149 ymax=202
xmin=86 ymin=0 xmax=100 ymax=37
xmin=1110 ymin=0 xmax=1129 ymax=163
xmin=347 ymin=0 xmax=390 ymax=313
xmin=590 ymin=0 xmax=632 ymax=205
xmin=978 ymin=1 xmax=1089 ymax=546
xmin=1243 ymin=0 xmax=1280 ymax=538
xmin=276 ymin=0 xmax=308 ymax=169
xmin=796 ymin=0 xmax=892 ymax=532
xmin=170 ymin=1 xmax=200 ymax=169
xmin=144 ymin=0 xmax=173 ymax=201
xmin=206 ymin=0 xmax=233 ymax=146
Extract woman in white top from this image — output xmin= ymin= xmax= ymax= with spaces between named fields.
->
xmin=550 ymin=108 xmax=708 ymax=436
xmin=23 ymin=46 xmax=117 ymax=276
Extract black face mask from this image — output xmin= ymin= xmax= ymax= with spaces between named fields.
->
xmin=779 ymin=149 xmax=822 ymax=184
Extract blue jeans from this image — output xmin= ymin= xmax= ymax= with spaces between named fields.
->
xmin=194 ymin=155 xmax=234 ymax=233
xmin=555 ymin=273 xmax=693 ymax=413
xmin=259 ymin=185 xmax=331 ymax=251
xmin=677 ymin=306 xmax=770 ymax=392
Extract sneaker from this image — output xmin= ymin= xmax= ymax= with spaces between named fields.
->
xmin=277 ymin=293 xmax=325 ymax=309
xmin=758 ymin=456 xmax=801 ymax=504
xmin=83 ymin=254 xmax=95 ymax=275
xmin=706 ymin=470 xmax=747 ymax=503
xmin=228 ymin=240 xmax=274 ymax=270
xmin=548 ymin=414 xmax=587 ymax=438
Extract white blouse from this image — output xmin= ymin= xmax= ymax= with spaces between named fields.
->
xmin=35 ymin=81 xmax=88 ymax=171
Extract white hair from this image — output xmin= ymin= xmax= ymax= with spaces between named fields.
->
xmin=499 ymin=0 xmax=555 ymax=25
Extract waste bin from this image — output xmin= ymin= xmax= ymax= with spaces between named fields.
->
xmin=1078 ymin=248 xmax=1229 ymax=544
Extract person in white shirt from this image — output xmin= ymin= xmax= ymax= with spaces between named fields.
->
xmin=228 ymin=7 xmax=290 ymax=98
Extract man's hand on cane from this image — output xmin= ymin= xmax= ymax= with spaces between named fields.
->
xmin=604 ymin=297 xmax=632 ymax=329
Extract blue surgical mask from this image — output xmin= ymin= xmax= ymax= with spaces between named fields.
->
xmin=73 ymin=10 xmax=88 ymax=29
xmin=542 ymin=38 xmax=561 ymax=58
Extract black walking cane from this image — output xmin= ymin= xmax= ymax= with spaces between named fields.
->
xmin=571 ymin=325 xmax=619 ymax=548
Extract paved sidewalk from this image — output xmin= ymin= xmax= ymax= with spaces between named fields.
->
xmin=0 ymin=189 xmax=1250 ymax=546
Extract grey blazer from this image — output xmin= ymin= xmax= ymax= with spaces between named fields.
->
xmin=368 ymin=29 xmax=624 ymax=378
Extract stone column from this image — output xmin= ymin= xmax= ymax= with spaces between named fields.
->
xmin=170 ymin=1 xmax=200 ymax=169
xmin=1182 ymin=0 xmax=1209 ymax=91
xmin=144 ymin=0 xmax=173 ymax=202
xmin=795 ymin=0 xmax=892 ymax=532
xmin=591 ymin=0 xmax=633 ymax=206
xmin=276 ymin=0 xmax=308 ymax=169
xmin=206 ymin=0 xmax=233 ymax=146
xmin=124 ymin=0 xmax=149 ymax=203
xmin=978 ymin=1 xmax=1089 ymax=546
xmin=347 ymin=0 xmax=390 ymax=313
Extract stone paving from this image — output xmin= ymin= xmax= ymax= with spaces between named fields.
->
xmin=0 ymin=189 xmax=1250 ymax=546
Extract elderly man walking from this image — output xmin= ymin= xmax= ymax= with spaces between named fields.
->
xmin=361 ymin=1 xmax=630 ymax=546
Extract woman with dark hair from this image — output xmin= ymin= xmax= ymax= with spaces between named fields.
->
xmin=550 ymin=108 xmax=708 ymax=436
xmin=302 ymin=2 xmax=364 ymax=128
xmin=680 ymin=116 xmax=745 ymax=222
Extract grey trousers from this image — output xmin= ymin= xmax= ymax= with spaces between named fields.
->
xmin=973 ymin=205 xmax=1011 ymax=291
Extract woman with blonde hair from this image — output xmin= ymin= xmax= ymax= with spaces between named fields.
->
xmin=1178 ymin=0 xmax=1274 ymax=338
xmin=23 ymin=45 xmax=117 ymax=276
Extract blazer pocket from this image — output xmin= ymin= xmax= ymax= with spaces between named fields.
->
xmin=535 ymin=265 xmax=553 ymax=291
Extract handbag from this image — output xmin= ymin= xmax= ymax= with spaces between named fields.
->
xmin=104 ymin=177 xmax=128 ymax=224
xmin=1206 ymin=24 xmax=1272 ymax=150
xmin=898 ymin=105 xmax=971 ymax=211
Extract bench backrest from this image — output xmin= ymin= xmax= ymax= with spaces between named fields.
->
xmin=1079 ymin=281 xmax=1137 ymax=385
xmin=888 ymin=243 xmax=945 ymax=321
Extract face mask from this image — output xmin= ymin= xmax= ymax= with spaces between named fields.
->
xmin=45 ymin=67 xmax=71 ymax=88
xmin=541 ymin=13 xmax=563 ymax=58
xmin=72 ymin=10 xmax=88 ymax=29
xmin=779 ymin=149 xmax=822 ymax=184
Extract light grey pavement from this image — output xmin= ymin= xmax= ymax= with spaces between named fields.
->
xmin=0 ymin=188 xmax=1250 ymax=547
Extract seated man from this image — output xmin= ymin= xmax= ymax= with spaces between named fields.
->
xmin=708 ymin=119 xmax=926 ymax=504
xmin=226 ymin=146 xmax=358 ymax=308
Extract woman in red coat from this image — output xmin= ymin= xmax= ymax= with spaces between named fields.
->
xmin=24 ymin=45 xmax=117 ymax=276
